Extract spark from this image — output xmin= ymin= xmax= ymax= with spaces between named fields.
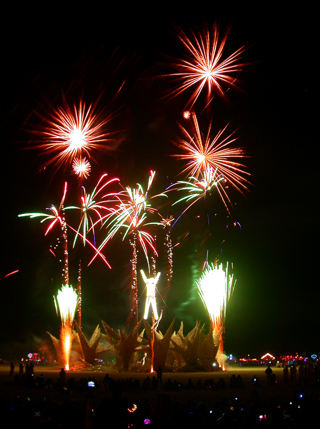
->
xmin=160 ymin=216 xmax=174 ymax=295
xmin=167 ymin=24 xmax=247 ymax=108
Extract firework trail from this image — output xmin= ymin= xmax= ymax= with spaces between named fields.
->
xmin=19 ymin=182 xmax=70 ymax=284
xmin=166 ymin=24 xmax=247 ymax=109
xmin=166 ymin=166 xmax=225 ymax=228
xmin=160 ymin=216 xmax=174 ymax=299
xmin=65 ymin=173 xmax=120 ymax=247
xmin=54 ymin=284 xmax=78 ymax=370
xmin=89 ymin=170 xmax=164 ymax=323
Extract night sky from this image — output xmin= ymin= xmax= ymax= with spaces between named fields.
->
xmin=1 ymin=6 xmax=318 ymax=360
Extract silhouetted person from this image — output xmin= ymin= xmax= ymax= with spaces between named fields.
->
xmin=270 ymin=372 xmax=277 ymax=385
xmin=19 ymin=361 xmax=24 ymax=375
xmin=265 ymin=364 xmax=273 ymax=385
xmin=290 ymin=364 xmax=297 ymax=384
xmin=252 ymin=375 xmax=260 ymax=387
xmin=157 ymin=365 xmax=163 ymax=384
xmin=298 ymin=363 xmax=305 ymax=384
xmin=59 ymin=367 xmax=66 ymax=385
xmin=187 ymin=378 xmax=194 ymax=389
xmin=283 ymin=365 xmax=289 ymax=383
xmin=229 ymin=374 xmax=237 ymax=388
xmin=236 ymin=374 xmax=243 ymax=388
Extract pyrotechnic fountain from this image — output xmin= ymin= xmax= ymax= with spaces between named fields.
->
xmin=53 ymin=284 xmax=78 ymax=370
xmin=197 ymin=262 xmax=235 ymax=369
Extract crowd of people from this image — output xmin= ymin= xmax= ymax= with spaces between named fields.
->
xmin=1 ymin=361 xmax=320 ymax=427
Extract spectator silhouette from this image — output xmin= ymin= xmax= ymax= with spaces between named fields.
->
xmin=265 ymin=364 xmax=273 ymax=385
xmin=59 ymin=368 xmax=66 ymax=386
xmin=283 ymin=365 xmax=289 ymax=383
xmin=236 ymin=374 xmax=243 ymax=388
xmin=290 ymin=364 xmax=297 ymax=384
xmin=157 ymin=365 xmax=163 ymax=384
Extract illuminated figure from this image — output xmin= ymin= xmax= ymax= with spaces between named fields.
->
xmin=141 ymin=270 xmax=160 ymax=320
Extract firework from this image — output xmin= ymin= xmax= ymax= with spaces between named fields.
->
xmin=76 ymin=261 xmax=82 ymax=329
xmin=173 ymin=111 xmax=250 ymax=189
xmin=90 ymin=171 xmax=163 ymax=323
xmin=19 ymin=183 xmax=70 ymax=284
xmin=54 ymin=284 xmax=78 ymax=370
xmin=197 ymin=262 xmax=235 ymax=326
xmin=167 ymin=24 xmax=246 ymax=108
xmin=65 ymin=173 xmax=120 ymax=247
xmin=32 ymin=97 xmax=116 ymax=173
xmin=160 ymin=216 xmax=174 ymax=296
xmin=90 ymin=170 xmax=163 ymax=264
xmin=19 ymin=182 xmax=67 ymax=235
xmin=197 ymin=261 xmax=235 ymax=366
xmin=72 ymin=157 xmax=91 ymax=180
xmin=167 ymin=166 xmax=225 ymax=227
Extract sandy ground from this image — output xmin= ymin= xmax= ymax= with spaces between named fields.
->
xmin=1 ymin=364 xmax=319 ymax=406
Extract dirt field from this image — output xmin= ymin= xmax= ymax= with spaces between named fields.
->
xmin=1 ymin=364 xmax=320 ymax=427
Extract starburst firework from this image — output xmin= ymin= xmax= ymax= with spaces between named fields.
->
xmin=168 ymin=24 xmax=246 ymax=108
xmin=32 ymin=97 xmax=116 ymax=173
xmin=72 ymin=157 xmax=91 ymax=179
xmin=173 ymin=111 xmax=250 ymax=189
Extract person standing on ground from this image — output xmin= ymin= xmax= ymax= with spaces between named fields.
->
xmin=265 ymin=364 xmax=273 ymax=385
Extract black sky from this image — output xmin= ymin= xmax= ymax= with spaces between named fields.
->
xmin=1 ymin=6 xmax=318 ymax=360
